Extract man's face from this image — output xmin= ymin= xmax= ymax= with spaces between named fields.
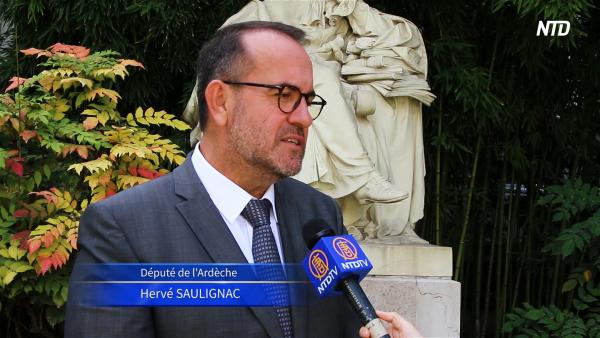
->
xmin=225 ymin=31 xmax=314 ymax=179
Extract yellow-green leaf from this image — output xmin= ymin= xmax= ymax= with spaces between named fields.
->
xmin=97 ymin=111 xmax=110 ymax=125
xmin=75 ymin=93 xmax=88 ymax=108
xmin=34 ymin=171 xmax=42 ymax=186
xmin=117 ymin=175 xmax=149 ymax=189
xmin=16 ymin=249 xmax=27 ymax=260
xmin=82 ymin=109 xmax=98 ymax=116
xmin=2 ymin=271 xmax=17 ymax=285
xmin=9 ymin=261 xmax=33 ymax=273
xmin=52 ymin=80 xmax=61 ymax=92
xmin=54 ymin=99 xmax=70 ymax=114
xmin=53 ymin=111 xmax=65 ymax=120
xmin=43 ymin=164 xmax=51 ymax=178
xmin=68 ymin=156 xmax=112 ymax=175
xmin=174 ymin=155 xmax=186 ymax=165
xmin=172 ymin=120 xmax=191 ymax=130
xmin=126 ymin=113 xmax=138 ymax=126
xmin=8 ymin=246 xmax=18 ymax=260
xmin=60 ymin=77 xmax=93 ymax=89
xmin=39 ymin=75 xmax=55 ymax=92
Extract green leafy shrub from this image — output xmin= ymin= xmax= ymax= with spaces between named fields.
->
xmin=503 ymin=303 xmax=587 ymax=337
xmin=0 ymin=43 xmax=189 ymax=336
xmin=504 ymin=179 xmax=600 ymax=337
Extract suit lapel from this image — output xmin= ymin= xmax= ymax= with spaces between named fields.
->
xmin=275 ymin=181 xmax=309 ymax=338
xmin=174 ymin=159 xmax=246 ymax=263
xmin=173 ymin=159 xmax=283 ymax=338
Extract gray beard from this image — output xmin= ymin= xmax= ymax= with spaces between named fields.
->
xmin=227 ymin=115 xmax=303 ymax=180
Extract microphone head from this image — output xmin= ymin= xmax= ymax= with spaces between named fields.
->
xmin=302 ymin=218 xmax=335 ymax=249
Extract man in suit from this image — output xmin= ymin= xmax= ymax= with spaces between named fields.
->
xmin=65 ymin=21 xmax=363 ymax=337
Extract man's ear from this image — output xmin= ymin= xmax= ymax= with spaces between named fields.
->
xmin=204 ymin=80 xmax=231 ymax=127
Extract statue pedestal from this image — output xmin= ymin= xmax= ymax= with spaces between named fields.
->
xmin=360 ymin=244 xmax=461 ymax=337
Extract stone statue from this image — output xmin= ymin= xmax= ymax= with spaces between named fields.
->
xmin=183 ymin=0 xmax=435 ymax=244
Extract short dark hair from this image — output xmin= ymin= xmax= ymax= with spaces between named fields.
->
xmin=195 ymin=21 xmax=306 ymax=130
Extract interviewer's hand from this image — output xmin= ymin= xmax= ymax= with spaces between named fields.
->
xmin=358 ymin=310 xmax=423 ymax=338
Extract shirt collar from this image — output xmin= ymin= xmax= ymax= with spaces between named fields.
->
xmin=191 ymin=145 xmax=277 ymax=224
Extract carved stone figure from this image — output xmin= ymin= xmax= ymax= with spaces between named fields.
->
xmin=183 ymin=0 xmax=435 ymax=244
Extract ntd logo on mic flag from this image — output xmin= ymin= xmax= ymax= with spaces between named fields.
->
xmin=303 ymin=235 xmax=372 ymax=297
xmin=308 ymin=250 xmax=329 ymax=279
xmin=333 ymin=238 xmax=358 ymax=260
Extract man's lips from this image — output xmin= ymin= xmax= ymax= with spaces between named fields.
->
xmin=281 ymin=134 xmax=305 ymax=147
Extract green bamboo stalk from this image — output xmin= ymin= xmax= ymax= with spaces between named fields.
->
xmin=499 ymin=171 xmax=516 ymax=332
xmin=537 ymin=259 xmax=546 ymax=306
xmin=525 ymin=171 xmax=536 ymax=304
xmin=495 ymin=153 xmax=507 ymax=338
xmin=511 ymin=255 xmax=524 ymax=309
xmin=435 ymin=96 xmax=443 ymax=245
xmin=475 ymin=155 xmax=491 ymax=337
xmin=537 ymin=204 xmax=553 ymax=305
xmin=482 ymin=159 xmax=505 ymax=335
xmin=550 ymin=219 xmax=567 ymax=305
xmin=510 ymin=182 xmax=525 ymax=310
xmin=538 ymin=154 xmax=559 ymax=306
xmin=509 ymin=178 xmax=522 ymax=307
xmin=525 ymin=202 xmax=533 ymax=304
xmin=481 ymin=196 xmax=499 ymax=336
xmin=475 ymin=225 xmax=485 ymax=336
xmin=454 ymin=136 xmax=482 ymax=280
xmin=550 ymin=255 xmax=562 ymax=305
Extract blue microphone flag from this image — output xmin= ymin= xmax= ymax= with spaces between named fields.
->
xmin=302 ymin=235 xmax=372 ymax=297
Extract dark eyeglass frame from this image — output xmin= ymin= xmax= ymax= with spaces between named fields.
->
xmin=222 ymin=80 xmax=327 ymax=120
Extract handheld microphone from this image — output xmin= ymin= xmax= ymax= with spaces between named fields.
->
xmin=302 ymin=219 xmax=390 ymax=338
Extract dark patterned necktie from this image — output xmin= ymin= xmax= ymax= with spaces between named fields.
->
xmin=241 ymin=199 xmax=293 ymax=338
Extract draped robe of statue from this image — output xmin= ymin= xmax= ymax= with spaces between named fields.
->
xmin=183 ymin=0 xmax=435 ymax=244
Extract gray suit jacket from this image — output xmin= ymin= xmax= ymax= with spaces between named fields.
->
xmin=65 ymin=158 xmax=361 ymax=338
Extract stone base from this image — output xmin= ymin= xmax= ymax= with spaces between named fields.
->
xmin=362 ymin=243 xmax=453 ymax=276
xmin=360 ymin=244 xmax=460 ymax=337
xmin=362 ymin=276 xmax=460 ymax=337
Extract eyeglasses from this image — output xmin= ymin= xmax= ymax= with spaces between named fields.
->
xmin=222 ymin=80 xmax=327 ymax=120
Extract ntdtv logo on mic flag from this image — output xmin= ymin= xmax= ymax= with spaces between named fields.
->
xmin=333 ymin=237 xmax=358 ymax=260
xmin=303 ymin=235 xmax=373 ymax=297
xmin=309 ymin=250 xmax=329 ymax=279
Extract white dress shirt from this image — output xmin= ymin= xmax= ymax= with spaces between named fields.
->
xmin=191 ymin=145 xmax=284 ymax=263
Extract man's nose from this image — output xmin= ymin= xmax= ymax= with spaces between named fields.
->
xmin=288 ymin=97 xmax=313 ymax=128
